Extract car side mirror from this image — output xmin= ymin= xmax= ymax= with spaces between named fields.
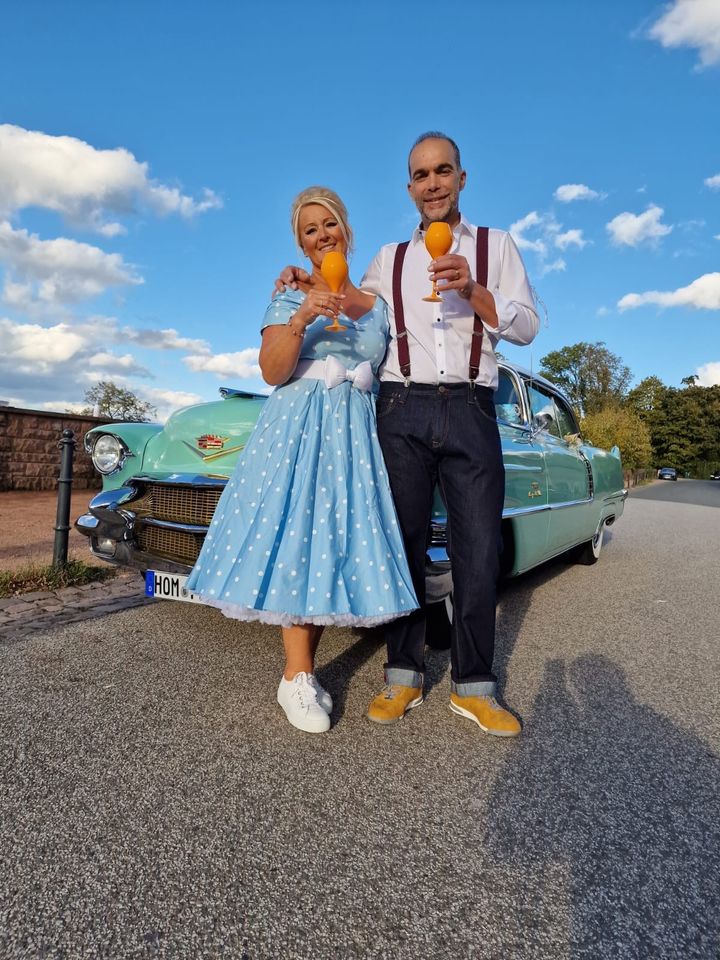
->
xmin=530 ymin=411 xmax=554 ymax=438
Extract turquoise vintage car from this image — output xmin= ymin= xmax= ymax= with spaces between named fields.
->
xmin=76 ymin=363 xmax=626 ymax=605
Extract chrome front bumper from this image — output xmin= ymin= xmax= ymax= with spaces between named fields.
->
xmin=76 ymin=480 xmax=454 ymax=595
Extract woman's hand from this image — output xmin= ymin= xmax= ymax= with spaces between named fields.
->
xmin=294 ymin=288 xmax=345 ymax=325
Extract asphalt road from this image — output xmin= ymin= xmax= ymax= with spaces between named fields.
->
xmin=1 ymin=482 xmax=719 ymax=959
xmin=631 ymin=475 xmax=720 ymax=508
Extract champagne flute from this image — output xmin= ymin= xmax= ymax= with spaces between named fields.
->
xmin=320 ymin=251 xmax=348 ymax=332
xmin=422 ymin=221 xmax=453 ymax=302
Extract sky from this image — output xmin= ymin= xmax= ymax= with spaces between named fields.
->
xmin=1 ymin=0 xmax=719 ymax=421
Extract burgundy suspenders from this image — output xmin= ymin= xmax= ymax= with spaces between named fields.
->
xmin=469 ymin=226 xmax=489 ymax=383
xmin=391 ymin=240 xmax=411 ymax=379
xmin=392 ymin=227 xmax=490 ymax=385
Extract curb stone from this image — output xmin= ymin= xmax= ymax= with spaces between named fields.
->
xmin=0 ymin=573 xmax=155 ymax=643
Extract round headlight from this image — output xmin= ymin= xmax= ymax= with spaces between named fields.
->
xmin=92 ymin=434 xmax=124 ymax=474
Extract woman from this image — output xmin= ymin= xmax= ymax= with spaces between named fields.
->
xmin=186 ymin=186 xmax=417 ymax=733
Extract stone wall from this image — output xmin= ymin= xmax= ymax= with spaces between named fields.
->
xmin=0 ymin=407 xmax=114 ymax=491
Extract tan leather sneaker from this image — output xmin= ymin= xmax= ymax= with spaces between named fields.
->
xmin=449 ymin=693 xmax=522 ymax=737
xmin=367 ymin=684 xmax=423 ymax=724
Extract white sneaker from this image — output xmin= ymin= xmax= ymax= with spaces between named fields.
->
xmin=277 ymin=672 xmax=331 ymax=733
xmin=308 ymin=674 xmax=333 ymax=714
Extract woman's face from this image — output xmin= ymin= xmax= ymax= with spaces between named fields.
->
xmin=297 ymin=203 xmax=347 ymax=268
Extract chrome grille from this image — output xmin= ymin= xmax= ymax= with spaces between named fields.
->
xmin=137 ymin=525 xmax=205 ymax=565
xmin=148 ymin=484 xmax=223 ymax=525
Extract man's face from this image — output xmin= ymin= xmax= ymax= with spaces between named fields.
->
xmin=407 ymin=138 xmax=466 ymax=228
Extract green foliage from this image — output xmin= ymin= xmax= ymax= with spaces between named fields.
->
xmin=0 ymin=557 xmax=117 ymax=598
xmin=539 ymin=342 xmax=720 ymax=476
xmin=80 ymin=381 xmax=156 ymax=422
xmin=581 ymin=406 xmax=653 ymax=471
xmin=540 ymin=342 xmax=632 ymax=415
xmin=625 ymin=376 xmax=667 ymax=417
xmin=649 ymin=384 xmax=720 ymax=470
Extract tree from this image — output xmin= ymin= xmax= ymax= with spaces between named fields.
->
xmin=540 ymin=342 xmax=632 ymax=416
xmin=647 ymin=384 xmax=720 ymax=470
xmin=80 ymin=381 xmax=156 ymax=422
xmin=625 ymin=375 xmax=668 ymax=419
xmin=580 ymin=406 xmax=653 ymax=472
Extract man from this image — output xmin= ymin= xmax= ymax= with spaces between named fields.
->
xmin=279 ymin=132 xmax=539 ymax=736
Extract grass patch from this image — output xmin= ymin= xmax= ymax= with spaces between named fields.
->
xmin=0 ymin=557 xmax=118 ymax=598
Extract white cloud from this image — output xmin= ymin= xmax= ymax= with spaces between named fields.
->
xmin=142 ymin=387 xmax=205 ymax=423
xmin=0 ymin=220 xmax=141 ymax=306
xmin=705 ymin=173 xmax=720 ymax=189
xmin=715 ymin=234 xmax=720 ymax=241
xmin=695 ymin=361 xmax=720 ymax=386
xmin=509 ymin=211 xmax=588 ymax=278
xmin=0 ymin=314 xmax=251 ymax=414
xmin=509 ymin=211 xmax=549 ymax=255
xmin=0 ymin=318 xmax=87 ymax=370
xmin=617 ymin=272 xmax=720 ymax=310
xmin=648 ymin=0 xmax=720 ymax=69
xmin=554 ymin=183 xmax=603 ymax=203
xmin=122 ymin=326 xmax=211 ymax=353
xmin=86 ymin=351 xmax=152 ymax=378
xmin=606 ymin=205 xmax=673 ymax=247
xmin=184 ymin=348 xmax=261 ymax=379
xmin=555 ymin=229 xmax=588 ymax=250
xmin=0 ymin=124 xmax=223 ymax=233
xmin=539 ymin=258 xmax=566 ymax=277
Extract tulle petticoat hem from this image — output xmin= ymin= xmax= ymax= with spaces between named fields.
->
xmin=203 ymin=597 xmax=415 ymax=628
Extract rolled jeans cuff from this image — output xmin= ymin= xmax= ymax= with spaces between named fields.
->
xmin=385 ymin=667 xmax=423 ymax=689
xmin=451 ymin=680 xmax=497 ymax=697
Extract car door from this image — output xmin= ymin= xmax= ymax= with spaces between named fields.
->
xmin=526 ymin=382 xmax=594 ymax=553
xmin=496 ymin=368 xmax=549 ymax=568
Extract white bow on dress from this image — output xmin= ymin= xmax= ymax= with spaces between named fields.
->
xmin=323 ymin=355 xmax=374 ymax=393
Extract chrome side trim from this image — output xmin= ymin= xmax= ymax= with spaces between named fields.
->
xmin=503 ymin=496 xmax=592 ymax=519
xmin=141 ymin=517 xmax=209 ymax=535
xmin=577 ymin=448 xmax=594 ymax=498
xmin=131 ymin=474 xmax=229 ymax=488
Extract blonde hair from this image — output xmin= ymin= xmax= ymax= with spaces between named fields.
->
xmin=290 ymin=186 xmax=354 ymax=255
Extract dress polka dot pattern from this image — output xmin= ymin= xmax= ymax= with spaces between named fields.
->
xmin=185 ymin=289 xmax=418 ymax=627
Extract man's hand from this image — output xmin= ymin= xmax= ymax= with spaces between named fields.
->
xmin=430 ymin=254 xmax=498 ymax=327
xmin=429 ymin=254 xmax=476 ymax=299
xmin=272 ymin=265 xmax=311 ymax=296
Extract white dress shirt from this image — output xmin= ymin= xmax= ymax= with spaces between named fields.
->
xmin=360 ymin=215 xmax=539 ymax=388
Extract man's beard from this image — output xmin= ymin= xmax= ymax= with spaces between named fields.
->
xmin=422 ymin=196 xmax=458 ymax=224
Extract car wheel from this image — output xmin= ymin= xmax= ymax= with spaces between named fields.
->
xmin=573 ymin=522 xmax=604 ymax=566
xmin=426 ymin=595 xmax=453 ymax=650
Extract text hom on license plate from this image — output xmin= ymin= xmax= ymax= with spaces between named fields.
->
xmin=145 ymin=571 xmax=204 ymax=603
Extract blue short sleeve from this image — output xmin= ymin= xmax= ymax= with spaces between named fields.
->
xmin=260 ymin=290 xmax=302 ymax=333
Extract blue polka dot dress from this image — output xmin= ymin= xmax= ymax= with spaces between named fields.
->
xmin=185 ymin=290 xmax=418 ymax=627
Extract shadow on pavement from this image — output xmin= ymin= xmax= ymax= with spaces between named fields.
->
xmin=482 ymin=654 xmax=719 ymax=957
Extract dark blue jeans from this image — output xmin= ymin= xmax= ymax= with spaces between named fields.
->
xmin=376 ymin=381 xmax=504 ymax=696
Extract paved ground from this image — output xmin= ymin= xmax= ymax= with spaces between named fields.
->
xmin=0 ymin=489 xmax=107 ymax=572
xmin=1 ymin=484 xmax=718 ymax=958
xmin=0 ymin=572 xmax=151 ymax=640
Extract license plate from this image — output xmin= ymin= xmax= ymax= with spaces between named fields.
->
xmin=145 ymin=571 xmax=204 ymax=604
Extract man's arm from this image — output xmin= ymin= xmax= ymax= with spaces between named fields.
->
xmin=484 ymin=232 xmax=539 ymax=345
xmin=358 ymin=249 xmax=384 ymax=297
xmin=272 ymin=265 xmax=312 ymax=296
xmin=430 ymin=232 xmax=539 ymax=344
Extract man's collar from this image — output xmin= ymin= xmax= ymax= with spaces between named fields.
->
xmin=411 ymin=214 xmax=474 ymax=244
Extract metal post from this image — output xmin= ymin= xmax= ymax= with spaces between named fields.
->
xmin=53 ymin=428 xmax=76 ymax=568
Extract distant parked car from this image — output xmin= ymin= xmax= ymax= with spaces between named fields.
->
xmin=710 ymin=471 xmax=720 ymax=481
xmin=657 ymin=467 xmax=678 ymax=481
xmin=75 ymin=362 xmax=627 ymax=608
